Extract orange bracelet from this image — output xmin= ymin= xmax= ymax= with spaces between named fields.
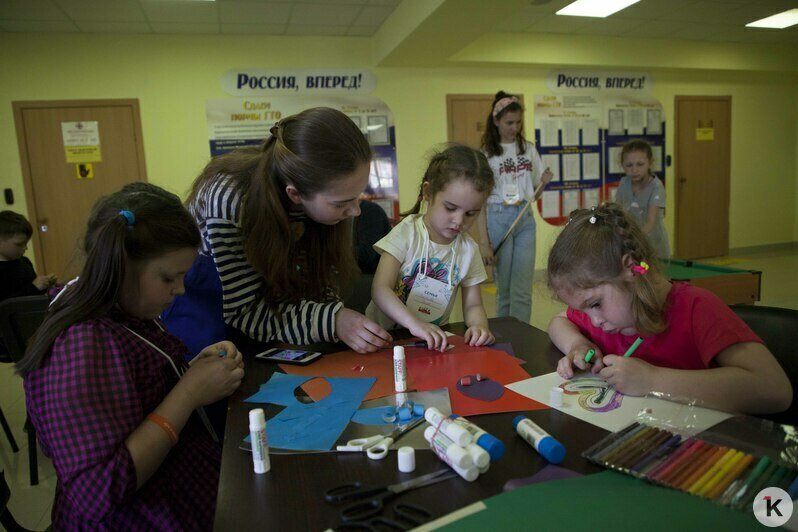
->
xmin=146 ymin=413 xmax=178 ymax=446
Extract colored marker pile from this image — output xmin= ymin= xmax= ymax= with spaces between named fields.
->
xmin=583 ymin=422 xmax=798 ymax=509
xmin=423 ymin=407 xmax=504 ymax=482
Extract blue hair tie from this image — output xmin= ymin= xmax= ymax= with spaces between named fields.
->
xmin=118 ymin=210 xmax=136 ymax=226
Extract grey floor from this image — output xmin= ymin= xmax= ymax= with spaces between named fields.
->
xmin=2 ymin=246 xmax=797 ymax=529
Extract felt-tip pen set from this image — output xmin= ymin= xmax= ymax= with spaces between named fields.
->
xmin=583 ymin=422 xmax=798 ymax=510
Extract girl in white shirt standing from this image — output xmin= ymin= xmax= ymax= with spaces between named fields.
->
xmin=477 ymin=91 xmax=553 ymax=324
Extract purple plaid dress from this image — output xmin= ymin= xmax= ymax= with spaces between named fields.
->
xmin=24 ymin=309 xmax=221 ymax=531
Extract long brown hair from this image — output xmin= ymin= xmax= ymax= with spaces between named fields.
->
xmin=187 ymin=107 xmax=371 ymax=308
xmin=547 ymin=203 xmax=667 ymax=335
xmin=481 ymin=90 xmax=527 ymax=158
xmin=17 ymin=183 xmax=200 ymax=376
xmin=402 ymin=143 xmax=495 ymax=216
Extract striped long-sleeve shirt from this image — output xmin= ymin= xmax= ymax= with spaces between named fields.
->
xmin=190 ymin=175 xmax=341 ymax=345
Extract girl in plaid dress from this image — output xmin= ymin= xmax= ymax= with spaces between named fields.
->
xmin=18 ymin=183 xmax=245 ymax=531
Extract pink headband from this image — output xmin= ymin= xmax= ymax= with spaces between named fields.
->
xmin=492 ymin=96 xmax=519 ymax=117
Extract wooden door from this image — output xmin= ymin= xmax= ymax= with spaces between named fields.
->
xmin=674 ymin=96 xmax=731 ymax=259
xmin=13 ymin=99 xmax=147 ymax=279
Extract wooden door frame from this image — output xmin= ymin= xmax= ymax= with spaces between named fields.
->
xmin=12 ymin=98 xmax=147 ymax=270
xmin=673 ymin=95 xmax=731 ymax=258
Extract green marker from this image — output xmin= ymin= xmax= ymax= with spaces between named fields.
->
xmin=584 ymin=348 xmax=596 ymax=363
xmin=623 ymin=337 xmax=643 ymax=358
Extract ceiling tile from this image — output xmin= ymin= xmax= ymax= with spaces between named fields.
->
xmin=141 ymin=1 xmax=218 ymax=23
xmin=289 ymin=4 xmax=361 ymax=26
xmin=149 ymin=21 xmax=220 ymax=34
xmin=576 ymin=17 xmax=636 ymax=36
xmin=368 ymin=0 xmax=400 ymax=5
xmin=220 ymin=22 xmax=286 ymax=35
xmin=75 ymin=20 xmax=152 ymax=33
xmin=527 ymin=14 xmax=590 ymax=34
xmin=0 ymin=19 xmax=79 ymax=32
xmin=219 ymin=2 xmax=292 ymax=25
xmin=54 ymin=0 xmax=146 ymax=22
xmin=353 ymin=5 xmax=394 ymax=26
xmin=0 ymin=0 xmax=67 ymax=20
xmin=620 ymin=0 xmax=702 ymax=19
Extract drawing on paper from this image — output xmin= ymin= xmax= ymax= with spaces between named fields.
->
xmin=560 ymin=376 xmax=623 ymax=412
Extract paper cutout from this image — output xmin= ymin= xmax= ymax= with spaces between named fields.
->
xmin=281 ymin=336 xmax=504 ymax=402
xmin=244 ymin=373 xmax=375 ymax=451
xmin=506 ymin=372 xmax=731 ymax=433
xmin=559 ymin=376 xmax=623 ymax=412
xmin=456 ymin=374 xmax=504 ymax=401
xmin=408 ymin=348 xmax=543 ymax=416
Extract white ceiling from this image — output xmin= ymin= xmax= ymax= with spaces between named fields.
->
xmin=0 ymin=0 xmax=796 ymax=44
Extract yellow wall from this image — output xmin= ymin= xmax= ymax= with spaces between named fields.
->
xmin=1 ymin=33 xmax=796 ymax=271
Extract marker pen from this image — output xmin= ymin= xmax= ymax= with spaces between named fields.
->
xmin=584 ymin=348 xmax=596 ymax=363
xmin=448 ymin=415 xmax=505 ymax=462
xmin=623 ymin=337 xmax=643 ymax=358
xmin=424 ymin=407 xmax=472 ymax=446
xmin=393 ymin=346 xmax=407 ymax=392
xmin=249 ymin=408 xmax=270 ymax=474
xmin=512 ymin=416 xmax=566 ymax=464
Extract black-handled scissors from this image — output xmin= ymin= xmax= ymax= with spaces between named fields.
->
xmin=325 ymin=469 xmax=457 ymax=522
xmin=335 ymin=503 xmax=431 ymax=531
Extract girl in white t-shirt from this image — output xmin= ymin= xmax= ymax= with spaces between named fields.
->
xmin=367 ymin=144 xmax=495 ymax=351
xmin=476 ymin=91 xmax=553 ymax=325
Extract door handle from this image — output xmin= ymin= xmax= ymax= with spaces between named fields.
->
xmin=40 ymin=223 xmax=49 ymax=232
xmin=679 ymin=177 xmax=687 ymax=184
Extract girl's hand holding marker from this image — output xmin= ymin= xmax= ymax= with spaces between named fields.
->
xmin=557 ymin=344 xmax=604 ymax=379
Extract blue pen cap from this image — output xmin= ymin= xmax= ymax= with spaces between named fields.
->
xmin=538 ymin=436 xmax=566 ymax=465
xmin=475 ymin=433 xmax=505 ymax=462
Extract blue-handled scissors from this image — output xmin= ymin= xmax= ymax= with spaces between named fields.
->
xmin=336 ymin=417 xmax=424 ymax=460
xmin=325 ymin=469 xmax=457 ymax=522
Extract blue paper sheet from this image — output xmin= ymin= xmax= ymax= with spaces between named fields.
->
xmin=244 ymin=373 xmax=375 ymax=451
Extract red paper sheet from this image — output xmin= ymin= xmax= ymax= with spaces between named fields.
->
xmin=281 ymin=336 xmax=546 ymax=416
xmin=407 ymin=348 xmax=545 ymax=416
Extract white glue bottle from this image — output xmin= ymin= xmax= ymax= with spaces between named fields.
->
xmin=393 ymin=346 xmax=407 ymax=392
xmin=424 ymin=407 xmax=472 ymax=447
xmin=249 ymin=408 xmax=271 ymax=474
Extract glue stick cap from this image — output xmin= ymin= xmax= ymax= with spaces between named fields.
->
xmin=474 ymin=432 xmax=505 ymax=462
xmin=249 ymin=408 xmax=266 ymax=430
xmin=538 ymin=437 xmax=566 ymax=465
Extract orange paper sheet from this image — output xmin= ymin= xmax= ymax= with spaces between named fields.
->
xmin=281 ymin=336 xmax=546 ymax=416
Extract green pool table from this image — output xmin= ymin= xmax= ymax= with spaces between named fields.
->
xmin=664 ymin=259 xmax=762 ymax=305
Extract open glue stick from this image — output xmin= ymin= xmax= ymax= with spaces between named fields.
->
xmin=393 ymin=346 xmax=407 ymax=392
xmin=512 ymin=416 xmax=565 ymax=465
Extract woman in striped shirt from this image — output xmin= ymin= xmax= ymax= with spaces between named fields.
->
xmin=163 ymin=107 xmax=392 ymax=356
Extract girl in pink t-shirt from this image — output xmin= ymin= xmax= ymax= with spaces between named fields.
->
xmin=546 ymin=203 xmax=791 ymax=415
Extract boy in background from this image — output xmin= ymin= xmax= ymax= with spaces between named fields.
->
xmin=0 ymin=211 xmax=56 ymax=303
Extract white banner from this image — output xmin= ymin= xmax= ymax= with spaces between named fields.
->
xmin=221 ymin=69 xmax=376 ymax=96
xmin=546 ymin=70 xmax=653 ymax=93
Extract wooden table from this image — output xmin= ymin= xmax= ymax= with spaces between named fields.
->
xmin=214 ymin=317 xmax=608 ymax=531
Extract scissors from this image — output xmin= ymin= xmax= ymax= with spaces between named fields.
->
xmin=337 ymin=417 xmax=424 ymax=460
xmin=334 ymin=502 xmax=432 ymax=531
xmin=325 ymin=469 xmax=457 ymax=522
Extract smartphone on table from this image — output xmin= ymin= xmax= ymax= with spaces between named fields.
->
xmin=254 ymin=348 xmax=323 ymax=365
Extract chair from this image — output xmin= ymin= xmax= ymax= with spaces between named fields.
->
xmin=730 ymin=304 xmax=798 ymax=425
xmin=1 ymin=469 xmax=41 ymax=532
xmin=0 ymin=295 xmax=49 ymax=486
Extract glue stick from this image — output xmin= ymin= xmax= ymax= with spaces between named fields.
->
xmin=423 ymin=426 xmax=474 ymax=469
xmin=512 ymin=415 xmax=565 ymax=465
xmin=393 ymin=346 xmax=407 ymax=392
xmin=424 ymin=407 xmax=471 ymax=447
xmin=449 ymin=415 xmax=505 ymax=462
xmin=424 ymin=426 xmax=478 ymax=481
xmin=249 ymin=408 xmax=270 ymax=474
